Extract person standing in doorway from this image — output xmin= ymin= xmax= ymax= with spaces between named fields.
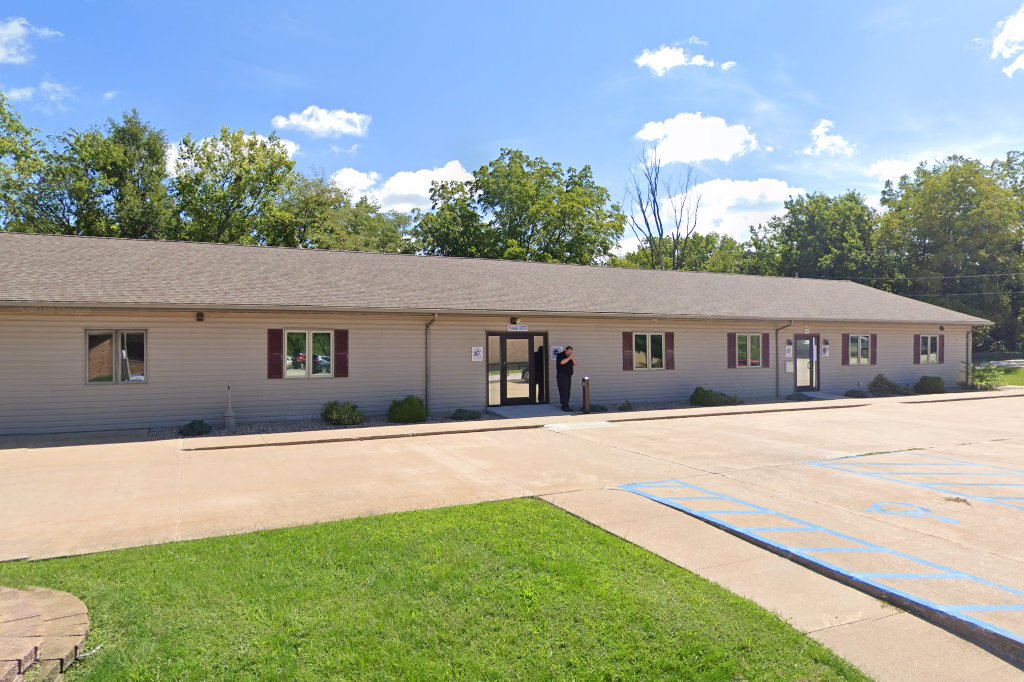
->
xmin=556 ymin=345 xmax=576 ymax=411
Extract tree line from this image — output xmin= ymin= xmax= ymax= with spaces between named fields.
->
xmin=1 ymin=93 xmax=1022 ymax=350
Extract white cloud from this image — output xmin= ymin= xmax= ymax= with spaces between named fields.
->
xmin=720 ymin=60 xmax=736 ymax=71
xmin=39 ymin=80 xmax=72 ymax=107
xmin=102 ymin=90 xmax=117 ymax=101
xmin=865 ymin=158 xmax=919 ymax=183
xmin=332 ymin=160 xmax=472 ymax=213
xmin=635 ymin=45 xmax=715 ymax=76
xmin=688 ymin=35 xmax=708 ymax=46
xmin=685 ymin=178 xmax=804 ymax=240
xmin=0 ymin=17 xmax=61 ymax=64
xmin=4 ymin=86 xmax=34 ymax=101
xmin=331 ymin=168 xmax=381 ymax=197
xmin=635 ymin=112 xmax=759 ymax=164
xmin=802 ymin=119 xmax=855 ymax=157
xmin=271 ymin=105 xmax=370 ymax=137
xmin=992 ymin=4 xmax=1024 ymax=77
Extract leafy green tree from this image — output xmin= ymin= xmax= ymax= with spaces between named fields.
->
xmin=877 ymin=156 xmax=1023 ymax=348
xmin=170 ymin=128 xmax=295 ymax=243
xmin=0 ymin=93 xmax=44 ymax=229
xmin=615 ymin=232 xmax=745 ymax=272
xmin=101 ymin=110 xmax=175 ymax=239
xmin=744 ymin=192 xmax=877 ymax=279
xmin=416 ymin=149 xmax=625 ymax=265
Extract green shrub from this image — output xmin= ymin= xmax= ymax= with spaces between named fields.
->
xmin=843 ymin=389 xmax=870 ymax=398
xmin=971 ymin=364 xmax=1005 ymax=391
xmin=785 ymin=392 xmax=814 ymax=401
xmin=321 ymin=400 xmax=366 ymax=426
xmin=913 ymin=376 xmax=945 ymax=394
xmin=388 ymin=395 xmax=428 ymax=423
xmin=589 ymin=404 xmax=609 ymax=413
xmin=179 ymin=419 xmax=213 ymax=437
xmin=617 ymin=400 xmax=634 ymax=411
xmin=689 ymin=386 xmax=740 ymax=407
xmin=868 ymin=374 xmax=912 ymax=396
xmin=451 ymin=408 xmax=482 ymax=420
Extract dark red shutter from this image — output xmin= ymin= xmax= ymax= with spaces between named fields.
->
xmin=622 ymin=332 xmax=633 ymax=371
xmin=870 ymin=334 xmax=878 ymax=365
xmin=665 ymin=332 xmax=675 ymax=370
xmin=334 ymin=329 xmax=349 ymax=378
xmin=267 ymin=329 xmax=283 ymax=379
xmin=913 ymin=334 xmax=921 ymax=365
xmin=841 ymin=333 xmax=850 ymax=366
xmin=938 ymin=335 xmax=945 ymax=364
xmin=761 ymin=332 xmax=770 ymax=368
xmin=727 ymin=333 xmax=737 ymax=369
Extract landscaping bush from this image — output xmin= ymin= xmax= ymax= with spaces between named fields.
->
xmin=843 ymin=389 xmax=870 ymax=398
xmin=785 ymin=392 xmax=814 ymax=401
xmin=971 ymin=364 xmax=1005 ymax=391
xmin=689 ymin=386 xmax=740 ymax=407
xmin=913 ymin=376 xmax=945 ymax=394
xmin=617 ymin=400 xmax=634 ymax=411
xmin=868 ymin=374 xmax=912 ymax=397
xmin=388 ymin=396 xmax=428 ymax=423
xmin=589 ymin=404 xmax=609 ymax=413
xmin=451 ymin=408 xmax=482 ymax=420
xmin=178 ymin=419 xmax=212 ymax=437
xmin=321 ymin=400 xmax=366 ymax=426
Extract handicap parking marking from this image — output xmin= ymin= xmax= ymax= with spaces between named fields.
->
xmin=621 ymin=479 xmax=1024 ymax=660
xmin=864 ymin=502 xmax=960 ymax=525
xmin=811 ymin=452 xmax=1024 ymax=511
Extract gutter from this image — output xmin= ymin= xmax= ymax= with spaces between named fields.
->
xmin=425 ymin=314 xmax=439 ymax=414
xmin=774 ymin=320 xmax=794 ymax=398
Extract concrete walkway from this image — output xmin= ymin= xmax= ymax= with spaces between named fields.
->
xmin=3 ymin=390 xmax=1024 ymax=680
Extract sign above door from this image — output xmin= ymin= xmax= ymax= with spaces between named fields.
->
xmin=507 ymin=324 xmax=529 ymax=332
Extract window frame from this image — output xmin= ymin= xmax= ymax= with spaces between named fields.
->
xmin=632 ymin=332 xmax=666 ymax=371
xmin=736 ymin=332 xmax=762 ymax=368
xmin=284 ymin=329 xmax=335 ymax=379
xmin=85 ymin=329 xmax=148 ymax=385
xmin=920 ymin=334 xmax=939 ymax=364
xmin=849 ymin=333 xmax=872 ymax=365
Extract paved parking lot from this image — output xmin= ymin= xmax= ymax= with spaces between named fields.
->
xmin=2 ymin=392 xmax=1024 ymax=679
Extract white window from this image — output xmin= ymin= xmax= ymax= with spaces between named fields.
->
xmin=849 ymin=334 xmax=871 ymax=365
xmin=285 ymin=330 xmax=333 ymax=378
xmin=736 ymin=333 xmax=761 ymax=368
xmin=920 ymin=334 xmax=939 ymax=364
xmin=86 ymin=330 xmax=147 ymax=383
xmin=633 ymin=332 xmax=665 ymax=370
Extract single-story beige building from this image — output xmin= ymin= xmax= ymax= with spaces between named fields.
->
xmin=0 ymin=233 xmax=988 ymax=435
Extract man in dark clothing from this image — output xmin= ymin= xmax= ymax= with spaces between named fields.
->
xmin=556 ymin=345 xmax=576 ymax=411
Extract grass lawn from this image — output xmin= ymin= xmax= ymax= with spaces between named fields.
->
xmin=0 ymin=499 xmax=867 ymax=681
xmin=1001 ymin=368 xmax=1024 ymax=385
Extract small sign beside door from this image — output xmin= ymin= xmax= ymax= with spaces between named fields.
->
xmin=471 ymin=346 xmax=484 ymax=362
xmin=507 ymin=324 xmax=529 ymax=332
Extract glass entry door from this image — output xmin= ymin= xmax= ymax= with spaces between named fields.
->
xmin=487 ymin=333 xmax=548 ymax=407
xmin=794 ymin=334 xmax=819 ymax=391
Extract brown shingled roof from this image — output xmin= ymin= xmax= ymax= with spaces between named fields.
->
xmin=0 ymin=233 xmax=989 ymax=324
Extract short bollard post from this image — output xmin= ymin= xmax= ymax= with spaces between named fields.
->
xmin=582 ymin=376 xmax=591 ymax=414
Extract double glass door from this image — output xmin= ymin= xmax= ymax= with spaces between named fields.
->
xmin=487 ymin=333 xmax=548 ymax=406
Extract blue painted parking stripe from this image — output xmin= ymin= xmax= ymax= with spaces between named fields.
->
xmin=621 ymin=479 xmax=1024 ymax=653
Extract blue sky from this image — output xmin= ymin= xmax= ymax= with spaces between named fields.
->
xmin=3 ymin=1 xmax=1024 ymax=244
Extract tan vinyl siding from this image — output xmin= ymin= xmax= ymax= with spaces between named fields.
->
xmin=0 ymin=310 xmax=974 ymax=435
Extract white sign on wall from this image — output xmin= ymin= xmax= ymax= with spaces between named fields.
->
xmin=508 ymin=324 xmax=529 ymax=332
xmin=551 ymin=345 xmax=564 ymax=359
xmin=785 ymin=344 xmax=793 ymax=358
xmin=471 ymin=346 xmax=484 ymax=362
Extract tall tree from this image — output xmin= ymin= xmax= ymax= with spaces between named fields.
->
xmin=170 ymin=128 xmax=295 ymax=244
xmin=623 ymin=151 xmax=701 ymax=270
xmin=101 ymin=110 xmax=174 ymax=239
xmin=0 ymin=93 xmax=44 ymax=229
xmin=877 ymin=156 xmax=1023 ymax=349
xmin=416 ymin=149 xmax=625 ymax=265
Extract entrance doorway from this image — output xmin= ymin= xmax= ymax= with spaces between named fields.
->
xmin=487 ymin=333 xmax=548 ymax=406
xmin=794 ymin=334 xmax=820 ymax=392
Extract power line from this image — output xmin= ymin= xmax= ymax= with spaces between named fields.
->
xmin=906 ymin=290 xmax=1024 ymax=298
xmin=849 ymin=271 xmax=1024 ymax=282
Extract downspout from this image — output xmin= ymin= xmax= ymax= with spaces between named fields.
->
xmin=775 ymin=320 xmax=794 ymax=399
xmin=966 ymin=328 xmax=973 ymax=386
xmin=425 ymin=314 xmax=439 ymax=414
